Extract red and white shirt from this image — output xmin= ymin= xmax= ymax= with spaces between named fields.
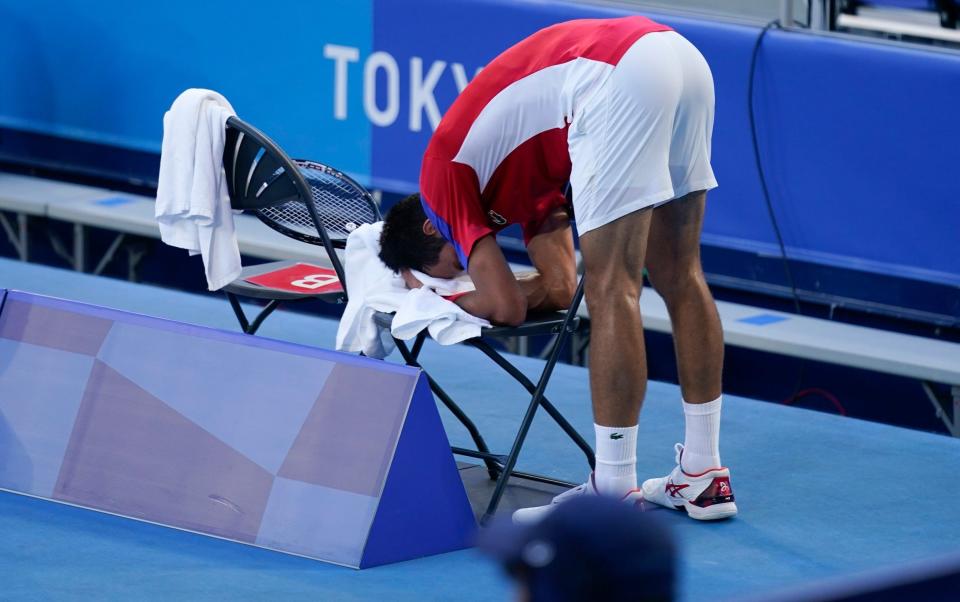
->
xmin=420 ymin=16 xmax=672 ymax=267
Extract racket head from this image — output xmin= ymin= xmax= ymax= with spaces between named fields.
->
xmin=254 ymin=159 xmax=381 ymax=247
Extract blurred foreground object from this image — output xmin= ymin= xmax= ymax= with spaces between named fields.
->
xmin=479 ymin=496 xmax=675 ymax=602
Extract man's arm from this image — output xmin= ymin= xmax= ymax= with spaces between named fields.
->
xmin=453 ymin=208 xmax=577 ymax=325
xmin=521 ymin=207 xmax=577 ymax=312
xmin=454 ymin=235 xmax=527 ymax=326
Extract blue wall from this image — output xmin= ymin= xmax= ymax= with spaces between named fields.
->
xmin=0 ymin=0 xmax=373 ymax=177
xmin=1 ymin=0 xmax=958 ymax=316
xmin=754 ymin=31 xmax=960 ymax=286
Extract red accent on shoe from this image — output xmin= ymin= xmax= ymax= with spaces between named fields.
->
xmin=681 ymin=465 xmax=730 ymax=478
xmin=619 ymin=489 xmax=647 ymax=511
xmin=690 ymin=476 xmax=736 ymax=508
xmin=677 ymin=448 xmax=728 ymax=478
xmin=665 ymin=482 xmax=689 ymax=498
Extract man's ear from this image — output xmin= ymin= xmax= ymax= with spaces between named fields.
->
xmin=422 ymin=219 xmax=437 ymax=236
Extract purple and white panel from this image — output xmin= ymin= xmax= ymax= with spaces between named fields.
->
xmin=0 ymin=291 xmax=467 ymax=567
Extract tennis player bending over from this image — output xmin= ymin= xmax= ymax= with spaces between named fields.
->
xmin=379 ymin=16 xmax=737 ymax=521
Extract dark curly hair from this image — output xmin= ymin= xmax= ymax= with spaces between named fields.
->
xmin=378 ymin=193 xmax=447 ymax=273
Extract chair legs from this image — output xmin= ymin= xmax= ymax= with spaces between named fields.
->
xmin=395 ymin=280 xmax=595 ymax=522
xmin=468 ymin=338 xmax=595 ymax=468
xmin=394 ymin=335 xmax=500 ymax=480
xmin=225 ymin=292 xmax=281 ymax=335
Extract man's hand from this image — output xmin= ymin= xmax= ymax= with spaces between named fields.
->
xmin=400 ymin=269 xmax=423 ymax=290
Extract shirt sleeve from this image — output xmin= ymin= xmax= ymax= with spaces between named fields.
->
xmin=420 ymin=156 xmax=493 ymax=268
xmin=520 ymin=189 xmax=570 ymax=245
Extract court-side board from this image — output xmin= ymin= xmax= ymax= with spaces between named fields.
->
xmin=0 ymin=289 xmax=475 ymax=568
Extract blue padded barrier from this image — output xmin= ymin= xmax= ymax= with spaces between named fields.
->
xmin=0 ymin=290 xmax=475 ymax=568
xmin=856 ymin=1 xmax=936 ymax=10
xmin=752 ymin=29 xmax=960 ymax=286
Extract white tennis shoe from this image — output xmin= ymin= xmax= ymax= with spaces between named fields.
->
xmin=641 ymin=443 xmax=737 ymax=521
xmin=512 ymin=473 xmax=646 ymax=524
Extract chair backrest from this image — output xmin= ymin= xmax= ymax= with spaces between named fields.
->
xmin=222 ymin=116 xmax=381 ymax=290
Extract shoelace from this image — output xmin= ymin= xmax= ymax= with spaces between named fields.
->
xmin=673 ymin=442 xmax=685 ymax=465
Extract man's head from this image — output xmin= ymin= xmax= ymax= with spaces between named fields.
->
xmin=379 ymin=193 xmax=464 ymax=279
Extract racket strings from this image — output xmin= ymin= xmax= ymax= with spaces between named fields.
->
xmin=257 ymin=160 xmax=378 ymax=244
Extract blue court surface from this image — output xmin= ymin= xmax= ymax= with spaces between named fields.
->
xmin=2 ymin=257 xmax=959 ymax=601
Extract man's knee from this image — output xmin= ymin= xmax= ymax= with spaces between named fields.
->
xmin=585 ymin=272 xmax=643 ymax=315
xmin=648 ymin=265 xmax=708 ymax=306
xmin=583 ymin=250 xmax=643 ymax=296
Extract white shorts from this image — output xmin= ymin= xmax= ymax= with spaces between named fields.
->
xmin=568 ymin=30 xmax=718 ymax=235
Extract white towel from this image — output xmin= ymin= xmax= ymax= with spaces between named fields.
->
xmin=156 ymin=88 xmax=241 ymax=291
xmin=335 ymin=222 xmax=489 ymax=359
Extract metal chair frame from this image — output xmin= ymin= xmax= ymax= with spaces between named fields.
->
xmin=221 ymin=116 xmax=380 ymax=333
xmin=380 ymin=279 xmax=595 ymax=522
xmin=219 ymin=117 xmax=595 ymax=521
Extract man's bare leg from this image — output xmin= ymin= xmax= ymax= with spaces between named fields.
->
xmin=636 ymin=191 xmax=736 ymax=519
xmin=579 ymin=208 xmax=653 ymax=495
xmin=646 ymin=190 xmax=725 ymax=473
xmin=646 ymin=190 xmax=723 ymax=403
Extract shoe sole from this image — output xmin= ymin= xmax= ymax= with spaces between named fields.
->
xmin=683 ymin=500 xmax=738 ymax=521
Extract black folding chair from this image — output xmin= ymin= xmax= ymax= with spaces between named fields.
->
xmin=377 ymin=284 xmax=595 ymax=522
xmin=220 ymin=117 xmax=594 ymax=521
xmin=220 ymin=116 xmax=381 ymax=332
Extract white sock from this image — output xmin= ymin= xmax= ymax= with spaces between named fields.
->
xmin=682 ymin=395 xmax=723 ymax=474
xmin=593 ymin=424 xmax=638 ymax=496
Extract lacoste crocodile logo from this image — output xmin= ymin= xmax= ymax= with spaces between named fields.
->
xmin=488 ymin=210 xmax=507 ymax=226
